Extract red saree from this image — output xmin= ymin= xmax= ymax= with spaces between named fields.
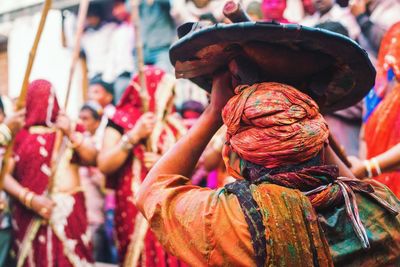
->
xmin=365 ymin=23 xmax=400 ymax=197
xmin=108 ymin=67 xmax=187 ymax=266
xmin=12 ymin=80 xmax=93 ymax=266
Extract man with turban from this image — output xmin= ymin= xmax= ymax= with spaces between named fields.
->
xmin=136 ymin=68 xmax=400 ymax=266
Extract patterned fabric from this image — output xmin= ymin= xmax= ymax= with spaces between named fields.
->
xmin=12 ymin=80 xmax=93 ymax=266
xmin=139 ymin=174 xmax=334 ymax=266
xmin=225 ymin=180 xmax=267 ymax=267
xmin=363 ymin=20 xmax=400 ymax=122
xmin=220 ymin=82 xmax=400 ymax=264
xmin=13 ymin=192 xmax=93 ymax=267
xmin=222 ymin=82 xmax=329 ymax=170
xmin=224 ymin=163 xmax=400 ymax=266
xmin=374 ymin=22 xmax=400 ymax=98
xmin=107 ymin=66 xmax=187 ymax=265
xmin=318 ymin=179 xmax=400 ymax=266
xmin=364 ymin=22 xmax=400 ymax=197
xmin=25 ymin=79 xmax=60 ymax=128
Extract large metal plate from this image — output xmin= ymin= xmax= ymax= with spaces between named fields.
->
xmin=170 ymin=22 xmax=376 ymax=113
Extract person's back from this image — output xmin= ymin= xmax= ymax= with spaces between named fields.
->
xmin=136 ymin=79 xmax=400 ymax=266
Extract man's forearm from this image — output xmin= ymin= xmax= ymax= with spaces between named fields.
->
xmin=137 ymin=107 xmax=223 ymax=203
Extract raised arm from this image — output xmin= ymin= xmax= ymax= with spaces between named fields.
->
xmin=56 ymin=111 xmax=98 ymax=165
xmin=97 ymin=112 xmax=155 ymax=175
xmin=136 ymin=70 xmax=233 ymax=207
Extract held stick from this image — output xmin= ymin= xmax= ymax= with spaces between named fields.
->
xmin=0 ymin=0 xmax=52 ymax=190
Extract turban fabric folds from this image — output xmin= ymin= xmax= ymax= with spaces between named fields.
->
xmin=222 ymin=82 xmax=329 ymax=170
xmin=221 ymin=82 xmax=400 ymax=254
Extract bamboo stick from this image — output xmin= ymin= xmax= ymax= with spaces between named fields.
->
xmin=63 ymin=0 xmax=89 ymax=108
xmin=49 ymin=0 xmax=90 ymax=194
xmin=0 ymin=0 xmax=52 ymax=190
xmin=131 ymin=0 xmax=149 ymax=113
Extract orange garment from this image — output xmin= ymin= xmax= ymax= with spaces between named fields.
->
xmin=138 ymin=174 xmax=333 ymax=266
xmin=365 ymin=22 xmax=400 ymax=197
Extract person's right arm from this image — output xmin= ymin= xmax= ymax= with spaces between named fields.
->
xmin=97 ymin=112 xmax=155 ymax=175
xmin=349 ymin=142 xmax=400 ymax=179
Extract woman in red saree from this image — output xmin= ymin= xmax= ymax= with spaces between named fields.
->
xmin=98 ymin=66 xmax=187 ymax=266
xmin=3 ymin=79 xmax=95 ymax=266
xmin=350 ymin=23 xmax=400 ymax=197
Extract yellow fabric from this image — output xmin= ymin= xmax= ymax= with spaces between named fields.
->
xmin=139 ymin=174 xmax=333 ymax=266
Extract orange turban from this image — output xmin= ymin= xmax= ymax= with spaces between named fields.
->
xmin=222 ymin=82 xmax=329 ymax=169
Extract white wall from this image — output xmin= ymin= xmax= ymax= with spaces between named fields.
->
xmin=8 ymin=9 xmax=84 ymax=119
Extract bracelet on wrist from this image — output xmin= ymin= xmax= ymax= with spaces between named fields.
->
xmin=18 ymin=187 xmax=29 ymax=203
xmin=128 ymin=132 xmax=140 ymax=145
xmin=120 ymin=134 xmax=134 ymax=151
xmin=363 ymin=160 xmax=373 ymax=178
xmin=24 ymin=192 xmax=35 ymax=209
xmin=371 ymin=158 xmax=382 ymax=176
xmin=70 ymin=132 xmax=84 ymax=149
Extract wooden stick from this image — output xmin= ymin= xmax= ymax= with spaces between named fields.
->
xmin=0 ymin=0 xmax=52 ymax=190
xmin=80 ymin=56 xmax=89 ymax=102
xmin=49 ymin=0 xmax=90 ymax=194
xmin=328 ymin=134 xmax=352 ymax=167
xmin=131 ymin=0 xmax=149 ymax=113
xmin=16 ymin=0 xmax=53 ymax=110
xmin=223 ymin=1 xmax=251 ymax=23
xmin=64 ymin=0 xmax=89 ymax=109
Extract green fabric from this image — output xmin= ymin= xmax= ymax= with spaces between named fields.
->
xmin=0 ymin=228 xmax=12 ymax=267
xmin=319 ymin=179 xmax=400 ymax=266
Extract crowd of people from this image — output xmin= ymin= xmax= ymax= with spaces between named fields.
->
xmin=0 ymin=0 xmax=398 ymax=266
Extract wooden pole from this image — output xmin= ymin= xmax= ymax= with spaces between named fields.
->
xmin=81 ymin=56 xmax=89 ymax=102
xmin=123 ymin=2 xmax=153 ymax=266
xmin=64 ymin=0 xmax=90 ymax=109
xmin=49 ymin=0 xmax=90 ymax=194
xmin=131 ymin=0 xmax=149 ymax=113
xmin=0 ymin=0 xmax=52 ymax=190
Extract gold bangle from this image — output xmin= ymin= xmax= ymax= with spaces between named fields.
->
xmin=70 ymin=132 xmax=84 ymax=149
xmin=127 ymin=132 xmax=140 ymax=145
xmin=371 ymin=158 xmax=382 ymax=176
xmin=18 ymin=187 xmax=28 ymax=203
xmin=24 ymin=192 xmax=35 ymax=209
xmin=120 ymin=134 xmax=134 ymax=151
xmin=364 ymin=160 xmax=373 ymax=178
